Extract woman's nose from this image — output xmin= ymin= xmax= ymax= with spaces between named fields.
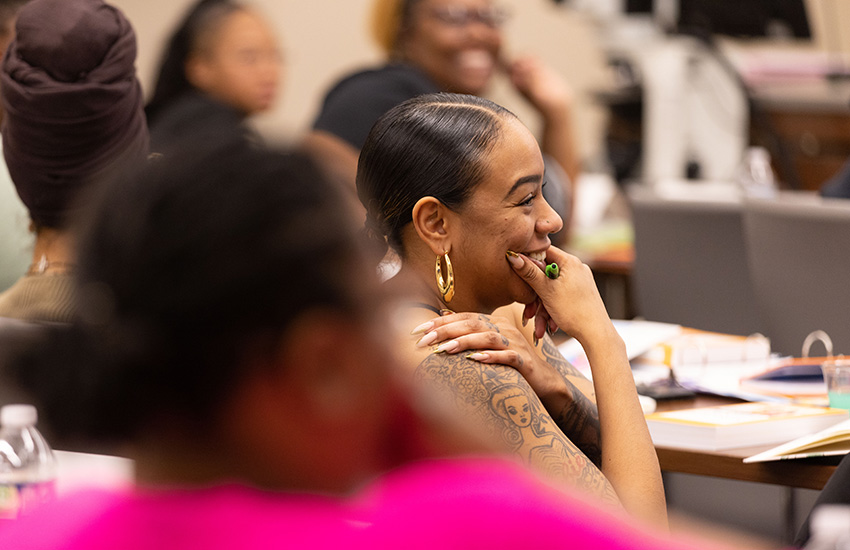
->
xmin=536 ymin=201 xmax=563 ymax=235
xmin=465 ymin=19 xmax=501 ymax=45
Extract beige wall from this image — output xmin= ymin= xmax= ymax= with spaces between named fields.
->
xmin=110 ymin=0 xmax=612 ymax=160
xmin=110 ymin=0 xmax=844 ymax=164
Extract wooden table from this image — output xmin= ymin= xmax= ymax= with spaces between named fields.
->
xmin=654 ymin=396 xmax=840 ymax=490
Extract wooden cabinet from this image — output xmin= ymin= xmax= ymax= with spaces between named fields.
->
xmin=750 ymin=80 xmax=850 ymax=191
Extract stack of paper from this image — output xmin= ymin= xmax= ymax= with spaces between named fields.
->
xmin=745 ymin=419 xmax=850 ymax=463
xmin=738 ymin=357 xmax=827 ymax=398
xmin=557 ymin=319 xmax=683 ymax=377
xmin=640 ymin=329 xmax=771 ymax=367
xmin=646 ymin=402 xmax=848 ymax=451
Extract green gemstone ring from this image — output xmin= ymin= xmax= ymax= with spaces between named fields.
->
xmin=545 ymin=262 xmax=560 ymax=279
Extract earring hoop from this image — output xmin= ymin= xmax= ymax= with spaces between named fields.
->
xmin=435 ymin=251 xmax=455 ymax=303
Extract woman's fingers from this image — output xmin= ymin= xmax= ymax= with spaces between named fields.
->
xmin=411 ymin=312 xmax=493 ymax=335
xmin=411 ymin=312 xmax=530 ymax=371
xmin=534 ymin=302 xmax=559 ymax=340
xmin=534 ymin=308 xmax=547 ymax=341
xmin=506 ymin=55 xmax=572 ymax=117
xmin=506 ymin=250 xmax=547 ymax=289
xmin=423 ymin=331 xmax=511 ymax=356
xmin=412 ymin=312 xmax=507 ymax=347
xmin=507 ymin=247 xmax=611 ymax=344
xmin=413 ymin=308 xmax=567 ymax=401
xmin=522 ymin=299 xmax=540 ymax=327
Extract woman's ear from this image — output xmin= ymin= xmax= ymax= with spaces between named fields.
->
xmin=185 ymin=55 xmax=212 ymax=91
xmin=412 ymin=196 xmax=454 ymax=255
xmin=221 ymin=312 xmax=393 ymax=492
xmin=230 ymin=313 xmax=385 ymax=435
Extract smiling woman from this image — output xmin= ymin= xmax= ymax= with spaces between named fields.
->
xmin=304 ymin=0 xmax=578 ymax=240
xmin=357 ymin=93 xmax=668 ymax=529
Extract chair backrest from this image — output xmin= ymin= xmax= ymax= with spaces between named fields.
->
xmin=0 ymin=316 xmax=47 ymax=407
xmin=744 ymin=196 xmax=850 ymax=356
xmin=629 ymin=185 xmax=763 ymax=336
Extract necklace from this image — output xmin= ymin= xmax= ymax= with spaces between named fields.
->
xmin=27 ymin=254 xmax=75 ymax=275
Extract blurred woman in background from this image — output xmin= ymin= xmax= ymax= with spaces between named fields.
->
xmin=305 ymin=0 xmax=578 ymax=241
xmin=0 ymin=0 xmax=148 ymax=323
xmin=145 ymin=0 xmax=281 ymax=149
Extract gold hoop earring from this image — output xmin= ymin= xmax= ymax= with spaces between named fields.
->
xmin=435 ymin=251 xmax=455 ymax=303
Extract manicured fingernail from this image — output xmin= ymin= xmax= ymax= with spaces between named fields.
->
xmin=546 ymin=325 xmax=554 ymax=337
xmin=439 ymin=309 xmax=454 ymax=316
xmin=522 ymin=316 xmax=528 ymax=328
xmin=533 ymin=334 xmax=539 ymax=347
xmin=416 ymin=331 xmax=438 ymax=347
xmin=433 ymin=340 xmax=459 ymax=354
xmin=466 ymin=352 xmax=489 ymax=362
xmin=505 ymin=251 xmax=523 ymax=269
xmin=411 ymin=321 xmax=434 ymax=335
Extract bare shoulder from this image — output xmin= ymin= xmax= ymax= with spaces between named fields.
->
xmin=388 ymin=304 xmax=443 ymax=373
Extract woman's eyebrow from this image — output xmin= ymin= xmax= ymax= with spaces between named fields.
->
xmin=504 ymin=174 xmax=543 ymax=199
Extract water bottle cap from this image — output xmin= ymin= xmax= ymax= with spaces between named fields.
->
xmin=0 ymin=404 xmax=38 ymax=427
xmin=811 ymin=504 xmax=850 ymax=537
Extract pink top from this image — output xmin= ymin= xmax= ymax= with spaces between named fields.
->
xmin=0 ymin=457 xmax=720 ymax=549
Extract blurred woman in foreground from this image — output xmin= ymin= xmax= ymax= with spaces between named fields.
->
xmin=3 ymin=130 xmax=724 ymax=550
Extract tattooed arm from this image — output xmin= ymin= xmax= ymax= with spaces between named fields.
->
xmin=506 ymin=247 xmax=668 ymax=529
xmin=412 ymin=253 xmax=668 ymax=528
xmin=411 ymin=307 xmax=603 ymax=466
xmin=414 ymin=350 xmax=619 ymax=507
xmin=538 ymin=335 xmax=601 ymax=465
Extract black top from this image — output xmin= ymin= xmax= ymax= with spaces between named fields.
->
xmin=406 ymin=301 xmax=442 ymax=315
xmin=312 ymin=62 xmax=571 ymax=232
xmin=149 ymin=91 xmax=249 ymax=154
xmin=312 ymin=63 xmax=440 ymax=150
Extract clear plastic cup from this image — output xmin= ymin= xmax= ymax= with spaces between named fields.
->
xmin=822 ymin=358 xmax=850 ymax=410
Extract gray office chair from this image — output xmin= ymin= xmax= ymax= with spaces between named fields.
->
xmin=629 ymin=185 xmax=763 ymax=336
xmin=744 ymin=196 xmax=850 ymax=356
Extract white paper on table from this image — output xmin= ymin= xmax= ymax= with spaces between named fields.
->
xmin=54 ymin=450 xmax=135 ymax=496
xmin=558 ymin=319 xmax=683 ymax=378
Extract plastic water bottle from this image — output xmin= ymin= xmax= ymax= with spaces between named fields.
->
xmin=805 ymin=505 xmax=850 ymax=550
xmin=0 ymin=404 xmax=56 ymax=519
xmin=738 ymin=146 xmax=778 ymax=199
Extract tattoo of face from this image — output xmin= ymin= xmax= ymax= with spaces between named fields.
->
xmin=414 ymin=351 xmax=617 ymax=504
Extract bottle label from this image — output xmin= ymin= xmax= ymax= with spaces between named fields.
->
xmin=0 ymin=480 xmax=56 ymax=519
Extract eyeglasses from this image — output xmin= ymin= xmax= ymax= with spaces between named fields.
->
xmin=426 ymin=5 xmax=510 ymax=28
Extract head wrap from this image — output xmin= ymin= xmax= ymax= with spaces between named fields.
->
xmin=1 ymin=0 xmax=149 ymax=228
